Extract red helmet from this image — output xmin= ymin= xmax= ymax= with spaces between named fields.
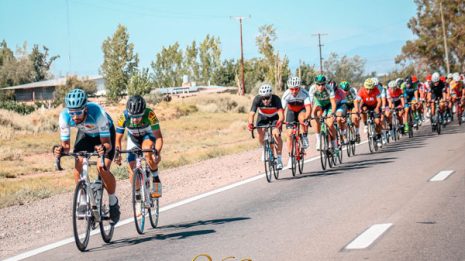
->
xmin=426 ymin=74 xmax=432 ymax=81
xmin=411 ymin=75 xmax=418 ymax=83
xmin=440 ymin=76 xmax=446 ymax=82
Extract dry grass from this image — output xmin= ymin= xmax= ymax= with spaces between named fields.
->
xmin=0 ymin=92 xmax=257 ymax=208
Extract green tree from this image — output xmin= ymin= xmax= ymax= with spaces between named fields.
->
xmin=324 ymin=52 xmax=366 ymax=85
xmin=53 ymin=76 xmax=97 ymax=107
xmin=295 ymin=62 xmax=318 ymax=87
xmin=151 ymin=42 xmax=183 ymax=88
xmin=29 ymin=45 xmax=59 ymax=82
xmin=212 ymin=59 xmax=237 ymax=87
xmin=127 ymin=68 xmax=152 ymax=96
xmin=184 ymin=40 xmax=200 ymax=82
xmin=256 ymin=24 xmax=277 ymax=83
xmin=101 ymin=24 xmax=139 ymax=103
xmin=396 ymin=0 xmax=465 ymax=72
xmin=0 ymin=40 xmax=14 ymax=67
xmin=199 ymin=35 xmax=221 ymax=85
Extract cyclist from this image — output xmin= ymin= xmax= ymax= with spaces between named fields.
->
xmin=54 ymin=88 xmax=120 ymax=224
xmin=386 ymin=80 xmax=405 ymax=134
xmin=340 ymin=81 xmax=361 ymax=143
xmin=428 ymin=72 xmax=447 ymax=126
xmin=329 ymin=81 xmax=348 ymax=144
xmin=247 ymin=83 xmax=284 ymax=170
xmin=402 ymin=76 xmax=420 ymax=132
xmin=282 ymin=76 xmax=311 ymax=166
xmin=309 ymin=74 xmax=336 ymax=150
xmin=447 ymin=73 xmax=465 ymax=121
xmin=114 ymin=95 xmax=164 ymax=198
xmin=373 ymin=77 xmax=389 ymax=144
xmin=355 ymin=78 xmax=383 ymax=148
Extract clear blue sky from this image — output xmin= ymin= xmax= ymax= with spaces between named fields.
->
xmin=0 ymin=0 xmax=417 ymax=78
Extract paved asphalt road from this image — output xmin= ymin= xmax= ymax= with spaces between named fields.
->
xmin=23 ymin=121 xmax=465 ymax=261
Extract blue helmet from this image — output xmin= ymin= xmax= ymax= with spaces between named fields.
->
xmin=65 ymin=88 xmax=87 ymax=109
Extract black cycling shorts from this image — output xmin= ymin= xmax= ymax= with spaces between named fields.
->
xmin=74 ymin=125 xmax=116 ymax=160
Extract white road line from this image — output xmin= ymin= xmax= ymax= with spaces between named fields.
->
xmin=345 ymin=223 xmax=393 ymax=250
xmin=5 ymin=139 xmax=371 ymax=261
xmin=429 ymin=170 xmax=455 ymax=182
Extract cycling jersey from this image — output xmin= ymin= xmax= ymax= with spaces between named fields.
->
xmin=334 ymin=88 xmax=347 ymax=105
xmin=403 ymin=85 xmax=418 ymax=101
xmin=250 ymin=94 xmax=283 ymax=117
xmin=387 ymin=88 xmax=403 ymax=102
xmin=449 ymin=80 xmax=463 ymax=97
xmin=344 ymin=88 xmax=358 ymax=104
xmin=429 ymin=80 xmax=446 ymax=100
xmin=308 ymin=84 xmax=335 ymax=107
xmin=357 ymin=87 xmax=381 ymax=107
xmin=282 ymin=88 xmax=311 ymax=112
xmin=115 ymin=108 xmax=160 ymax=139
xmin=59 ymin=102 xmax=113 ymax=141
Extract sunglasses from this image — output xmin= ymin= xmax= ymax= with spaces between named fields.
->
xmin=129 ymin=113 xmax=144 ymax=119
xmin=262 ymin=95 xmax=272 ymax=101
xmin=316 ymin=83 xmax=326 ymax=86
xmin=68 ymin=109 xmax=85 ymax=117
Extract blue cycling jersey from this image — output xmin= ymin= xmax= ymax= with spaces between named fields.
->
xmin=59 ymin=102 xmax=113 ymax=141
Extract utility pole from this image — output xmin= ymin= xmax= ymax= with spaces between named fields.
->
xmin=312 ymin=33 xmax=327 ymax=74
xmin=231 ymin=16 xmax=250 ymax=95
xmin=440 ymin=2 xmax=450 ymax=74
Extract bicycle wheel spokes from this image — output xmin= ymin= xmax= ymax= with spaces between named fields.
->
xmin=133 ymin=170 xmax=146 ymax=234
xmin=73 ymin=181 xmax=91 ymax=252
xmin=367 ymin=123 xmax=374 ymax=153
xmin=291 ymin=135 xmax=297 ymax=176
xmin=297 ymin=138 xmax=304 ymax=174
xmin=99 ymin=186 xmax=114 ymax=243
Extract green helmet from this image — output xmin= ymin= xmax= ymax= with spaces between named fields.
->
xmin=339 ymin=81 xmax=350 ymax=91
xmin=314 ymin=74 xmax=327 ymax=84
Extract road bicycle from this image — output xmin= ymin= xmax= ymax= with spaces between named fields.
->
xmin=285 ymin=121 xmax=305 ymax=176
xmin=116 ymin=147 xmax=159 ymax=234
xmin=54 ymin=148 xmax=114 ymax=251
xmin=251 ymin=123 xmax=280 ymax=182
xmin=345 ymin=112 xmax=357 ymax=157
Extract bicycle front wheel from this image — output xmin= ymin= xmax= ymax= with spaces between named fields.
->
xmin=297 ymin=137 xmax=304 ymax=174
xmin=349 ymin=126 xmax=356 ymax=156
xmin=263 ymin=143 xmax=272 ymax=182
xmin=99 ymin=186 xmax=114 ymax=243
xmin=149 ymin=198 xmax=159 ymax=228
xmin=72 ymin=180 xmax=91 ymax=252
xmin=367 ymin=123 xmax=375 ymax=153
xmin=319 ymin=132 xmax=327 ymax=170
xmin=291 ymin=135 xmax=297 ymax=176
xmin=132 ymin=169 xmax=146 ymax=234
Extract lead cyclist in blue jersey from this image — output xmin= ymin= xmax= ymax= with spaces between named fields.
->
xmin=53 ymin=88 xmax=120 ymax=225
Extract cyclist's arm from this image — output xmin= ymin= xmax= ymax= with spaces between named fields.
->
xmin=61 ymin=140 xmax=71 ymax=154
xmin=375 ymin=97 xmax=382 ymax=112
xmin=115 ymin=132 xmax=123 ymax=151
xmin=277 ymin=109 xmax=284 ymax=122
xmin=99 ymin=137 xmax=112 ymax=153
xmin=401 ymin=96 xmax=405 ymax=108
xmin=153 ymin=129 xmax=163 ymax=155
xmin=248 ymin=111 xmax=256 ymax=126
xmin=330 ymin=97 xmax=336 ymax=115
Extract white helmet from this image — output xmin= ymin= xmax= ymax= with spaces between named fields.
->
xmin=287 ymin=76 xmax=301 ymax=88
xmin=372 ymin=77 xmax=379 ymax=86
xmin=447 ymin=73 xmax=453 ymax=79
xmin=432 ymin=72 xmax=440 ymax=83
xmin=258 ymin=84 xmax=273 ymax=96
xmin=453 ymin=72 xmax=460 ymax=82
xmin=388 ymin=80 xmax=397 ymax=89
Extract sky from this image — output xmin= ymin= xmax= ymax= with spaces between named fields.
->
xmin=0 ymin=0 xmax=417 ymax=78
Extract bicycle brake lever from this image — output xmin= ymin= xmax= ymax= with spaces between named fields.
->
xmin=55 ymin=158 xmax=64 ymax=171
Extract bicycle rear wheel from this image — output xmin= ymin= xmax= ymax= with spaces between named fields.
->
xmin=264 ymin=143 xmax=272 ymax=182
xmin=132 ymin=169 xmax=146 ymax=234
xmin=99 ymin=185 xmax=114 ymax=243
xmin=408 ymin=111 xmax=414 ymax=138
xmin=457 ymin=103 xmax=462 ymax=125
xmin=368 ymin=123 xmax=375 ymax=153
xmin=336 ymin=128 xmax=343 ymax=164
xmin=72 ymin=180 xmax=91 ymax=252
xmin=320 ymin=132 xmax=328 ymax=170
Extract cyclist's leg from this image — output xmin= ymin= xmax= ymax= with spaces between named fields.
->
xmin=142 ymin=136 xmax=162 ymax=197
xmin=285 ymin=110 xmax=298 ymax=157
xmin=255 ymin=115 xmax=269 ymax=146
xmin=126 ymin=135 xmax=141 ymax=190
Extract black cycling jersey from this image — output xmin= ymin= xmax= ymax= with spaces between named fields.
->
xmin=250 ymin=94 xmax=283 ymax=117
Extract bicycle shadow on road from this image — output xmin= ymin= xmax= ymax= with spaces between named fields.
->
xmin=89 ymin=217 xmax=250 ymax=252
xmin=279 ymin=157 xmax=396 ymax=180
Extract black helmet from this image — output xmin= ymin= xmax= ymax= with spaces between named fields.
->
xmin=126 ymin=95 xmax=146 ymax=115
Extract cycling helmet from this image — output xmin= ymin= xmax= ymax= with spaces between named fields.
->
xmin=372 ymin=77 xmax=379 ymax=86
xmin=314 ymin=74 xmax=327 ymax=84
xmin=327 ymin=80 xmax=337 ymax=91
xmin=126 ymin=95 xmax=146 ymax=115
xmin=258 ymin=84 xmax=273 ymax=97
xmin=65 ymin=88 xmax=87 ymax=109
xmin=287 ymin=76 xmax=301 ymax=88
xmin=364 ymin=78 xmax=375 ymax=90
xmin=404 ymin=76 xmax=413 ymax=85
xmin=432 ymin=72 xmax=440 ymax=83
xmin=388 ymin=80 xmax=397 ymax=89
xmin=426 ymin=74 xmax=432 ymax=81
xmin=452 ymin=72 xmax=460 ymax=82
xmin=339 ymin=81 xmax=350 ymax=91
xmin=447 ymin=73 xmax=453 ymax=79
xmin=411 ymin=75 xmax=418 ymax=83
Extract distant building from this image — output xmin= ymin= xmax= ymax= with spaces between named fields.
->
xmin=1 ymin=76 xmax=105 ymax=102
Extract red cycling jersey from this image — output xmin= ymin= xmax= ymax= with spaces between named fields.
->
xmin=357 ymin=87 xmax=381 ymax=107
